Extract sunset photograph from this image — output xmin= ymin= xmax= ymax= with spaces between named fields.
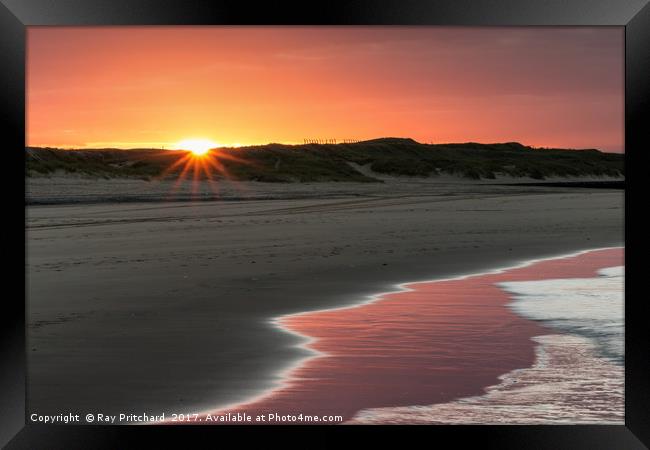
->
xmin=25 ymin=26 xmax=624 ymax=425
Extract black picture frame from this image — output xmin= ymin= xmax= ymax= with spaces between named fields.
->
xmin=2 ymin=0 xmax=648 ymax=448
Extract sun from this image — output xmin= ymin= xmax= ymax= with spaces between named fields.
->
xmin=175 ymin=138 xmax=218 ymax=156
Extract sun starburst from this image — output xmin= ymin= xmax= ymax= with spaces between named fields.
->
xmin=156 ymin=141 xmax=255 ymax=200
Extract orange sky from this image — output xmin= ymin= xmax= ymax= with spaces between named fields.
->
xmin=27 ymin=27 xmax=624 ymax=152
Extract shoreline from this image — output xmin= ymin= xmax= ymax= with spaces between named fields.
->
xmin=261 ymin=246 xmax=623 ymax=409
xmin=184 ymin=246 xmax=623 ymax=424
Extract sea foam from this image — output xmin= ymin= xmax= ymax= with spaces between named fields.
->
xmin=499 ymin=266 xmax=624 ymax=364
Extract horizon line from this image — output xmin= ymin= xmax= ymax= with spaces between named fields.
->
xmin=24 ymin=139 xmax=624 ymax=154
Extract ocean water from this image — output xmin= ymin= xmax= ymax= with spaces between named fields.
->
xmin=499 ymin=266 xmax=624 ymax=364
xmin=349 ymin=334 xmax=624 ymax=424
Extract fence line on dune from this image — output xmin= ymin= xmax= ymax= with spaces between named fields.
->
xmin=303 ymin=139 xmax=360 ymax=144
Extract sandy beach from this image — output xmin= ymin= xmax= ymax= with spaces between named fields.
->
xmin=26 ymin=178 xmax=624 ymax=420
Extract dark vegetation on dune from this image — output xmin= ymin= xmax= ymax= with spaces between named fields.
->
xmin=25 ymin=138 xmax=624 ymax=182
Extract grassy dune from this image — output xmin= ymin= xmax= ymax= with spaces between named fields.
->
xmin=25 ymin=138 xmax=624 ymax=182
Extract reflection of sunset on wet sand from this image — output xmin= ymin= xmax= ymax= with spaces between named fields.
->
xmin=198 ymin=248 xmax=622 ymax=424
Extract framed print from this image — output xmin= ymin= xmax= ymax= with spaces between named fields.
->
xmin=2 ymin=0 xmax=648 ymax=448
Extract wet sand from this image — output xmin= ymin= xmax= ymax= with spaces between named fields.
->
xmin=26 ymin=181 xmax=623 ymax=420
xmin=201 ymin=248 xmax=622 ymax=424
